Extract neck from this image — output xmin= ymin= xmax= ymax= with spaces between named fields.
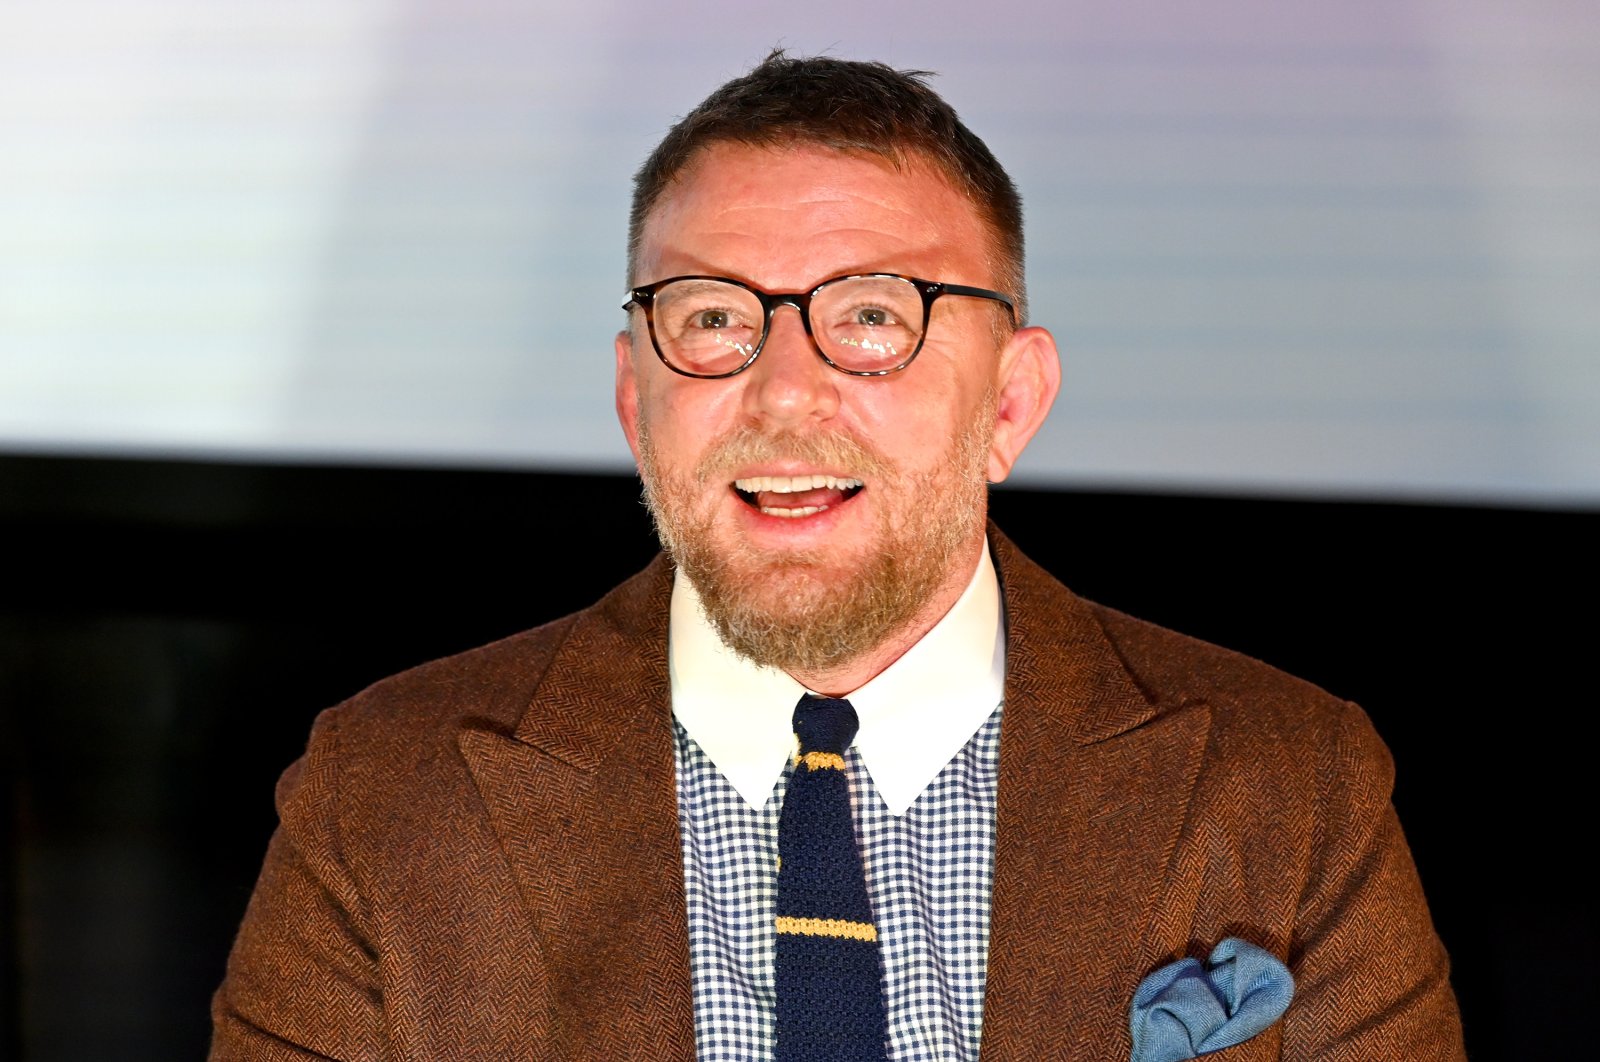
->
xmin=787 ymin=534 xmax=987 ymax=697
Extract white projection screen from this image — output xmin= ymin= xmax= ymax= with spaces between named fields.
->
xmin=2 ymin=1 xmax=1596 ymax=505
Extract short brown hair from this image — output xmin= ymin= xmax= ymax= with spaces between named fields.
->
xmin=628 ymin=50 xmax=1028 ymax=322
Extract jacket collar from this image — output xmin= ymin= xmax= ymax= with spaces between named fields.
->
xmin=462 ymin=528 xmax=1208 ymax=1057
xmin=983 ymin=529 xmax=1212 ymax=1056
xmin=505 ymin=526 xmax=1167 ymax=770
xmin=509 ymin=552 xmax=675 ymax=767
xmin=458 ymin=554 xmax=697 ymax=1059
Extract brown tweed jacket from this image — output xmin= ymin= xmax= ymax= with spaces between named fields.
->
xmin=211 ymin=528 xmax=1464 ymax=1060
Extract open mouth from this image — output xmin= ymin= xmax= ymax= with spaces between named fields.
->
xmin=732 ymin=474 xmax=865 ymax=518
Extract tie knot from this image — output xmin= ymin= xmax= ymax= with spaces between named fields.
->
xmin=792 ymin=695 xmax=859 ymax=756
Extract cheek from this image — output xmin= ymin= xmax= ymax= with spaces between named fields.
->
xmin=635 ymin=376 xmax=741 ymax=459
xmin=858 ymin=373 xmax=989 ymax=451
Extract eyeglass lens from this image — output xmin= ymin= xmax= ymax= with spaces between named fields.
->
xmin=649 ymin=276 xmax=925 ymax=376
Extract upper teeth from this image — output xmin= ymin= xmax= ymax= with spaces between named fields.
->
xmin=734 ymin=474 xmax=863 ymax=494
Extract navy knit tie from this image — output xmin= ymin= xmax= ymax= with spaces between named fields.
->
xmin=774 ymin=695 xmax=889 ymax=1062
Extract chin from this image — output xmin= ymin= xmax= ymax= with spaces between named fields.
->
xmin=686 ymin=533 xmax=953 ymax=675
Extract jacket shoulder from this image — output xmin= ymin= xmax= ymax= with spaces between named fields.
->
xmin=338 ymin=615 xmax=575 ymax=735
xmin=1090 ymin=602 xmax=1350 ymax=716
xmin=992 ymin=526 xmax=1381 ymax=771
xmin=318 ymin=554 xmax=674 ymax=752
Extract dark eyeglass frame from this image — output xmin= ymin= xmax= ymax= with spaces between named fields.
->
xmin=622 ymin=273 xmax=1018 ymax=379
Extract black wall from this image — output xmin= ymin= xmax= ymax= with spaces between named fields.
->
xmin=2 ymin=453 xmax=1592 ymax=1059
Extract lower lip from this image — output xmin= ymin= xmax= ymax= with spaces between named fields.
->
xmin=733 ymin=489 xmax=860 ymax=537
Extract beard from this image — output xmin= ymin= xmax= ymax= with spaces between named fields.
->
xmin=636 ymin=393 xmax=996 ymax=676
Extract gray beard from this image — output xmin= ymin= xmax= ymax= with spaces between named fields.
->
xmin=675 ymin=519 xmax=958 ymax=676
xmin=636 ymin=399 xmax=994 ymax=675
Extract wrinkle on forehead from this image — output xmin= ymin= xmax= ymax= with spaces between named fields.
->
xmin=636 ymin=143 xmax=986 ymax=289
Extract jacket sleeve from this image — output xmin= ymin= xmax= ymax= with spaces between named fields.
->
xmin=211 ymin=708 xmax=388 ymax=1061
xmin=1280 ymin=700 xmax=1465 ymax=1059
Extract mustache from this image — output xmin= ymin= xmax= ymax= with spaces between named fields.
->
xmin=692 ymin=426 xmax=892 ymax=487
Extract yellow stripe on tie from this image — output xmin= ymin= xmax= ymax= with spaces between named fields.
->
xmin=774 ymin=916 xmax=878 ymax=942
xmin=798 ymin=751 xmax=847 ymax=771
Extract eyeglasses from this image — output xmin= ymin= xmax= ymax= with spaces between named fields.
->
xmin=622 ymin=273 xmax=1017 ymax=379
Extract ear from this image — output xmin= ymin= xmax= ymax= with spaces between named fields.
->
xmin=614 ymin=328 xmax=643 ymax=465
xmin=987 ymin=325 xmax=1061 ymax=483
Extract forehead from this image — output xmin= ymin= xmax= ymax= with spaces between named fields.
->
xmin=635 ymin=142 xmax=993 ymax=290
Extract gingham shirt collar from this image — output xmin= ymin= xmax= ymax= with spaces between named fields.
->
xmin=669 ymin=545 xmax=1004 ymax=815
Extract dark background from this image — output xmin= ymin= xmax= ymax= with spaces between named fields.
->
xmin=2 ymin=452 xmax=1592 ymax=1059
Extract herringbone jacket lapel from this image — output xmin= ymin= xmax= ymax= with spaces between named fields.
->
xmin=459 ymin=556 xmax=697 ymax=1059
xmin=981 ymin=534 xmax=1211 ymax=1060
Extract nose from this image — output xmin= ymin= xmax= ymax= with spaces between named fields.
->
xmin=741 ymin=304 xmax=840 ymax=427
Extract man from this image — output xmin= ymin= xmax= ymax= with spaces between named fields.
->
xmin=212 ymin=53 xmax=1464 ymax=1060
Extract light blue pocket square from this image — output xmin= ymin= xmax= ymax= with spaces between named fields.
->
xmin=1129 ymin=937 xmax=1294 ymax=1062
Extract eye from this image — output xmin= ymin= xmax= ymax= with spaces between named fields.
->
xmin=854 ymin=306 xmax=896 ymax=328
xmin=667 ymin=300 xmax=753 ymax=338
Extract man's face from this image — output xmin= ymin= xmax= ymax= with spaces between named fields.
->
xmin=616 ymin=143 xmax=1057 ymax=679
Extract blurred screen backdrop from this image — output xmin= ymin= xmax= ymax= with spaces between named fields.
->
xmin=2 ymin=0 xmax=1596 ymax=504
